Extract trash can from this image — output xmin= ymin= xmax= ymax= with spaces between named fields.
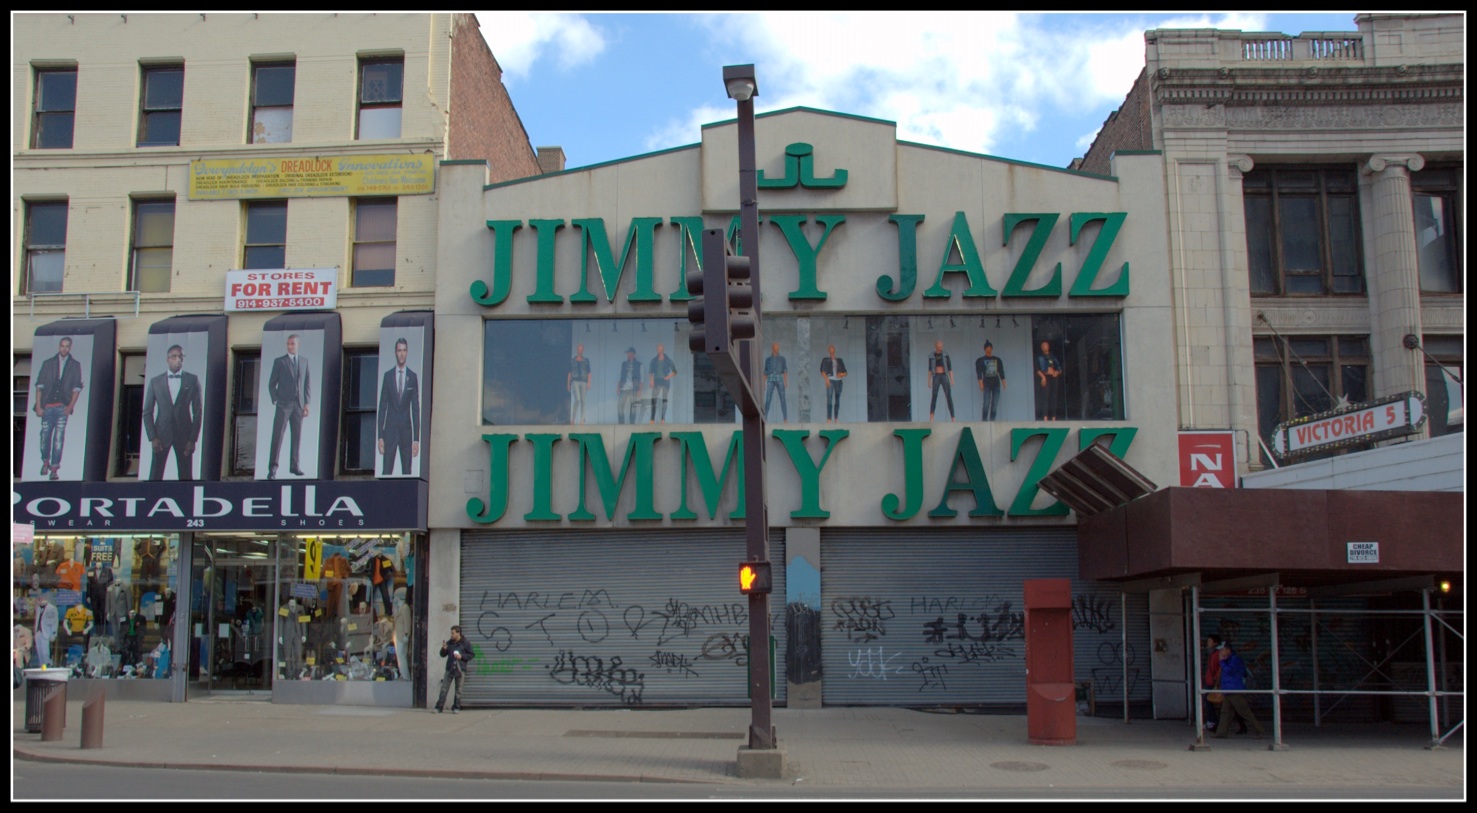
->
xmin=23 ymin=668 xmax=69 ymax=734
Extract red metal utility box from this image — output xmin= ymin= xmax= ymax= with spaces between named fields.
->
xmin=1024 ymin=578 xmax=1075 ymax=745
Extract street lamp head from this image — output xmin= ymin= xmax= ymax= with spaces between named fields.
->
xmin=723 ymin=64 xmax=758 ymax=101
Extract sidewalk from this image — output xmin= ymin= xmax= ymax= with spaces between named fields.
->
xmin=12 ymin=696 xmax=1465 ymax=794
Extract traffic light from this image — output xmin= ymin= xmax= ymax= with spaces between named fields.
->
xmin=739 ymin=561 xmax=772 ymax=595
xmin=690 ymin=229 xmax=732 ymax=353
xmin=726 ymin=252 xmax=754 ymax=342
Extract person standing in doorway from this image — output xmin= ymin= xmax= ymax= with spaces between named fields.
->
xmin=616 ymin=347 xmax=643 ymax=425
xmin=142 ymin=344 xmax=203 ymax=480
xmin=928 ymin=340 xmax=955 ymax=422
xmin=434 ymin=625 xmax=475 ymax=713
xmin=34 ymin=336 xmax=85 ymax=481
xmin=1035 ymin=340 xmax=1063 ymax=421
xmin=568 ymin=344 xmax=591 ymax=425
xmin=975 ymin=341 xmax=1007 ymax=421
xmin=819 ymin=344 xmax=847 ymax=423
xmin=267 ymin=334 xmax=311 ymax=478
xmin=648 ymin=343 xmax=677 ymax=424
xmin=376 ymin=338 xmax=420 ymax=476
xmin=763 ymin=343 xmax=789 ymax=423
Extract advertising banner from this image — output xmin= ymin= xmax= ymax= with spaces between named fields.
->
xmin=189 ymin=153 xmax=434 ymax=200
xmin=226 ymin=268 xmax=338 ymax=312
xmin=1178 ymin=430 xmax=1237 ymax=488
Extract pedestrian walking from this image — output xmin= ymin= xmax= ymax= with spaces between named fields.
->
xmin=1212 ymin=636 xmax=1264 ymax=739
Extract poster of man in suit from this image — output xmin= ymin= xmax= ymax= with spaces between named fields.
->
xmin=255 ymin=329 xmax=325 ymax=480
xmin=138 ymin=333 xmax=208 ymax=480
xmin=23 ymin=333 xmax=94 ymax=482
xmin=375 ymin=327 xmax=423 ymax=478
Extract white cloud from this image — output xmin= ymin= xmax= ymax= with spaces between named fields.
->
xmin=477 ymin=12 xmax=607 ymax=82
xmin=641 ymin=12 xmax=1288 ymax=158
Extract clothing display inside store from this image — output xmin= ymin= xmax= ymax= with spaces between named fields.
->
xmin=11 ymin=536 xmax=177 ymax=679
xmin=277 ymin=536 xmax=414 ymax=682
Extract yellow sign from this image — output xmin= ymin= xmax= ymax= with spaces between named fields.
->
xmin=189 ymin=153 xmax=434 ymax=200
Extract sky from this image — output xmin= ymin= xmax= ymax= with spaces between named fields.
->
xmin=476 ymin=12 xmax=1362 ymax=172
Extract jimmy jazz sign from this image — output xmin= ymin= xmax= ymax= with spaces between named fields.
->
xmin=466 ymin=425 xmax=1137 ymax=525
xmin=470 ymin=142 xmax=1130 ymax=308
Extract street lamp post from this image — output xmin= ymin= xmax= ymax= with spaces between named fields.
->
xmin=723 ymin=63 xmax=776 ymax=752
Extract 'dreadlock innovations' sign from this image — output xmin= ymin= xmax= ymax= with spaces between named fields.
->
xmin=189 ymin=154 xmax=434 ymax=200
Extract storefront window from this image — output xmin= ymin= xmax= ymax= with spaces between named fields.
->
xmin=13 ymin=534 xmax=179 ymax=679
xmin=482 ymin=315 xmax=1127 ymax=426
xmin=275 ymin=534 xmax=414 ymax=682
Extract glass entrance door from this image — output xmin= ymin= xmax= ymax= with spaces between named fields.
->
xmin=190 ymin=536 xmax=277 ymax=693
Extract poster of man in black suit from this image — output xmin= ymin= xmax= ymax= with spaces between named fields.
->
xmin=264 ymin=332 xmax=312 ymax=479
xmin=141 ymin=343 xmax=203 ymax=480
xmin=376 ymin=335 xmax=421 ymax=477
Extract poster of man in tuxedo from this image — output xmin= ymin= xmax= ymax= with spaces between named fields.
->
xmin=254 ymin=329 xmax=326 ymax=480
xmin=138 ymin=332 xmax=208 ymax=481
xmin=23 ymin=333 xmax=94 ymax=482
xmin=374 ymin=327 xmax=423 ymax=478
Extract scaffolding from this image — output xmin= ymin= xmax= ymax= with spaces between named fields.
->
xmin=1187 ymin=574 xmax=1462 ymax=750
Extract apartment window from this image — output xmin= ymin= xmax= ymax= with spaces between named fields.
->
xmin=116 ymin=355 xmax=147 ymax=477
xmin=250 ymin=62 xmax=295 ymax=144
xmin=342 ymin=350 xmax=379 ymax=473
xmin=1412 ymin=167 xmax=1462 ymax=294
xmin=13 ymin=357 xmax=30 ymax=479
xmin=130 ymin=199 xmax=176 ymax=292
xmin=23 ymin=201 xmax=68 ymax=295
xmin=31 ymin=68 xmax=76 ymax=149
xmin=231 ymin=352 xmax=261 ymax=476
xmin=1255 ymin=335 xmax=1370 ymax=464
xmin=1244 ymin=168 xmax=1364 ymax=296
xmin=243 ymin=201 xmax=288 ymax=269
xmin=357 ymin=58 xmax=403 ymax=139
xmin=138 ymin=65 xmax=184 ymax=147
xmin=352 ymin=198 xmax=397 ymax=287
xmin=1422 ymin=336 xmax=1464 ymax=438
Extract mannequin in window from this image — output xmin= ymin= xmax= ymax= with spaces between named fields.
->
xmin=323 ymin=549 xmax=351 ymax=616
xmin=279 ymin=598 xmax=306 ymax=679
xmin=370 ymin=550 xmax=396 ymax=620
xmin=393 ymin=587 xmax=412 ymax=681
xmin=32 ymin=593 xmax=59 ymax=668
xmin=64 ymin=597 xmax=95 ymax=653
xmin=107 ymin=581 xmax=131 ymax=640
xmin=763 ymin=343 xmax=789 ymax=423
xmin=927 ymin=340 xmax=955 ymax=422
xmin=86 ymin=560 xmax=114 ymax=623
xmin=119 ymin=608 xmax=144 ymax=670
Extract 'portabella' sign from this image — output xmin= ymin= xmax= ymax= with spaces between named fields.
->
xmin=12 ymin=480 xmax=426 ymax=531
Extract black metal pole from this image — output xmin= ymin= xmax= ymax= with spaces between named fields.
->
xmin=735 ymin=86 xmax=775 ymax=752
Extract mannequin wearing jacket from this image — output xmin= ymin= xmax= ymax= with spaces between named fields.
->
xmin=32 ymin=594 xmax=59 ymax=667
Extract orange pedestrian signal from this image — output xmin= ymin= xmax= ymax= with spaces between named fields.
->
xmin=739 ymin=561 xmax=772 ymax=595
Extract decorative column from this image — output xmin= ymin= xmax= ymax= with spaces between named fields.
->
xmin=1222 ymin=155 xmax=1258 ymax=467
xmin=1361 ymin=153 xmax=1426 ymax=402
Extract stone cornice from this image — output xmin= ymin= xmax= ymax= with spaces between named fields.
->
xmin=1163 ymin=100 xmax=1464 ymax=131
xmin=1152 ymin=64 xmax=1463 ymax=108
xmin=1251 ymin=299 xmax=1372 ymax=332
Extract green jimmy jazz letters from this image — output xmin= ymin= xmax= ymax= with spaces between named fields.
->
xmin=466 ymin=427 xmax=1136 ymax=525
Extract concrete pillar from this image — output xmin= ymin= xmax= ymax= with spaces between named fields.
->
xmin=1362 ymin=153 xmax=1427 ymax=403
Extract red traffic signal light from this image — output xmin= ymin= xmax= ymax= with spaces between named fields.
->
xmin=739 ymin=561 xmax=772 ymax=595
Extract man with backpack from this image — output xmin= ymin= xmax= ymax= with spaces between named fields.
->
xmin=1211 ymin=636 xmax=1265 ymax=738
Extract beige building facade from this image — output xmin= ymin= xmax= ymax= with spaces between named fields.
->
xmin=12 ymin=12 xmax=543 ymax=707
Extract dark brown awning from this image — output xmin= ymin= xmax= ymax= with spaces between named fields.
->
xmin=1078 ymin=486 xmax=1464 ymax=591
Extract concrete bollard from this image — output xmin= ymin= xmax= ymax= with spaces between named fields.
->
xmin=41 ymin=687 xmax=66 ymax=742
xmin=81 ymin=690 xmax=105 ymax=749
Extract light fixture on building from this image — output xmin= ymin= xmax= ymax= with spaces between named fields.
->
xmin=1012 ymin=316 xmax=1019 ymax=327
xmin=585 ymin=322 xmax=591 ymax=333
xmin=927 ymin=317 xmax=934 ymax=329
xmin=724 ymin=65 xmax=758 ymax=102
xmin=949 ymin=316 xmax=956 ymax=328
xmin=843 ymin=315 xmax=850 ymax=330
xmin=641 ymin=322 xmax=647 ymax=333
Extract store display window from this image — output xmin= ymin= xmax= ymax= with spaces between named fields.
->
xmin=13 ymin=534 xmax=179 ymax=679
xmin=480 ymin=314 xmax=1128 ymax=426
xmin=275 ymin=534 xmax=415 ymax=683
